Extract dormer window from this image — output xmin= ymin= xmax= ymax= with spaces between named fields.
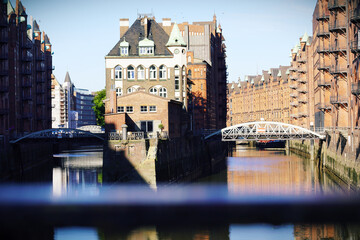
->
xmin=138 ymin=38 xmax=154 ymax=56
xmin=119 ymin=38 xmax=129 ymax=56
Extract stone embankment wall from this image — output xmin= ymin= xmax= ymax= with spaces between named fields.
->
xmin=103 ymin=136 xmax=227 ymax=187
xmin=289 ymin=130 xmax=360 ymax=188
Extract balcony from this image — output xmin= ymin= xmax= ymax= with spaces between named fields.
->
xmin=329 ymin=44 xmax=347 ymax=53
xmin=329 ymin=22 xmax=346 ymax=32
xmin=22 ymin=95 xmax=32 ymax=101
xmin=290 ymin=114 xmax=298 ymax=119
xmin=290 ymin=101 xmax=298 ymax=107
xmin=298 ymin=68 xmax=307 ymax=73
xmin=21 ymin=55 xmax=32 ymax=62
xmin=297 ymin=56 xmax=307 ymax=63
xmin=0 ymin=108 xmax=8 ymax=115
xmin=22 ymin=41 xmax=32 ymax=49
xmin=298 ymin=88 xmax=308 ymax=93
xmin=289 ymin=67 xmax=297 ymax=72
xmin=317 ymin=30 xmax=330 ymax=38
xmin=328 ymin=0 xmax=346 ymax=10
xmin=318 ymin=103 xmax=332 ymax=111
xmin=290 ymin=76 xmax=298 ymax=81
xmin=298 ymin=98 xmax=308 ymax=104
xmin=21 ymin=69 xmax=32 ymax=75
xmin=22 ymin=113 xmax=32 ymax=119
xmin=298 ymin=112 xmax=309 ymax=118
xmin=298 ymin=78 xmax=307 ymax=84
xmin=330 ymin=65 xmax=347 ymax=75
xmin=0 ymin=85 xmax=8 ymax=92
xmin=318 ymin=64 xmax=330 ymax=71
xmin=351 ymin=82 xmax=360 ymax=95
xmin=36 ymin=54 xmax=45 ymax=61
xmin=350 ymin=40 xmax=360 ymax=53
xmin=317 ymin=79 xmax=331 ymax=87
xmin=330 ymin=95 xmax=348 ymax=105
xmin=316 ymin=46 xmax=330 ymax=54
xmin=22 ymin=81 xmax=32 ymax=88
xmin=350 ymin=9 xmax=360 ymax=23
xmin=290 ymin=93 xmax=298 ymax=98
xmin=289 ymin=85 xmax=297 ymax=89
xmin=316 ymin=14 xmax=330 ymax=21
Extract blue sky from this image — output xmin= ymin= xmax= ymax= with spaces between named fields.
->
xmin=21 ymin=0 xmax=315 ymax=91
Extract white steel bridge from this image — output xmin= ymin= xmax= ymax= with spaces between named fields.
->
xmin=205 ymin=121 xmax=326 ymax=141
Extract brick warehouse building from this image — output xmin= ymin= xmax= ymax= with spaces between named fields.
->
xmin=0 ymin=0 xmax=52 ymax=147
xmin=227 ymin=0 xmax=360 ymax=147
xmin=105 ymin=14 xmax=226 ymax=136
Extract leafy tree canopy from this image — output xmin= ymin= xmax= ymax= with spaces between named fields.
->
xmin=92 ymin=89 xmax=106 ymax=127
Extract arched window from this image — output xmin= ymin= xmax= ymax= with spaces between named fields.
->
xmin=115 ymin=66 xmax=122 ymax=80
xmin=187 ymin=69 xmax=192 ymax=77
xmin=137 ymin=66 xmax=145 ymax=80
xmin=174 ymin=65 xmax=179 ymax=76
xmin=127 ymin=85 xmax=140 ymax=94
xmin=159 ymin=87 xmax=167 ymax=98
xmin=159 ymin=65 xmax=167 ymax=79
xmin=116 ymin=87 xmax=122 ymax=96
xmin=127 ymin=66 xmax=135 ymax=79
xmin=149 ymin=87 xmax=158 ymax=95
xmin=150 ymin=65 xmax=157 ymax=79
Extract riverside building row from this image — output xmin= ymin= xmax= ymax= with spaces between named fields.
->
xmin=0 ymin=0 xmax=52 ymax=147
xmin=228 ymin=0 xmax=360 ymax=136
xmin=104 ymin=14 xmax=227 ymax=138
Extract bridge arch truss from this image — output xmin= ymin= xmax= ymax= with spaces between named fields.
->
xmin=11 ymin=128 xmax=104 ymax=144
xmin=221 ymin=121 xmax=325 ymax=141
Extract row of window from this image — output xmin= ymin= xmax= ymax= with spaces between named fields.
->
xmin=116 ymin=86 xmax=167 ymax=98
xmin=120 ymin=47 xmax=155 ymax=56
xmin=117 ymin=105 xmax=157 ymax=113
xmin=114 ymin=65 xmax=184 ymax=80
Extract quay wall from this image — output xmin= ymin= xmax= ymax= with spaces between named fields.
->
xmin=103 ymin=136 xmax=227 ymax=186
xmin=289 ymin=130 xmax=360 ymax=188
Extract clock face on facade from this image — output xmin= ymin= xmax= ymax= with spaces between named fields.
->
xmin=174 ymin=49 xmax=179 ymax=54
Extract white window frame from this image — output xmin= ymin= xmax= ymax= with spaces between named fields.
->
xmin=127 ymin=66 xmax=135 ymax=79
xmin=117 ymin=106 xmax=124 ymax=113
xmin=159 ymin=87 xmax=167 ymax=98
xmin=150 ymin=65 xmax=157 ymax=79
xmin=115 ymin=66 xmax=122 ymax=80
xmin=126 ymin=106 xmax=133 ymax=113
xmin=175 ymin=76 xmax=180 ymax=91
xmin=137 ymin=66 xmax=145 ymax=80
xmin=116 ymin=87 xmax=122 ymax=96
xmin=121 ymin=47 xmax=128 ymax=56
xmin=149 ymin=105 xmax=157 ymax=112
xmin=159 ymin=65 xmax=166 ymax=79
xmin=140 ymin=105 xmax=148 ymax=112
xmin=149 ymin=87 xmax=158 ymax=95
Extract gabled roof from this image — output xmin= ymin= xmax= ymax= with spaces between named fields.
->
xmin=33 ymin=20 xmax=40 ymax=32
xmin=166 ymin=23 xmax=186 ymax=47
xmin=7 ymin=0 xmax=14 ymax=15
xmin=119 ymin=38 xmax=129 ymax=47
xmin=107 ymin=18 xmax=172 ymax=57
xmin=301 ymin=32 xmax=309 ymax=43
xmin=44 ymin=34 xmax=51 ymax=45
xmin=18 ymin=1 xmax=26 ymax=16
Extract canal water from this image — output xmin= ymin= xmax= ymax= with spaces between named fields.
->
xmin=4 ymin=145 xmax=360 ymax=239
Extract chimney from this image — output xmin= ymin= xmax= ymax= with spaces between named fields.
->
xmin=119 ymin=18 xmax=129 ymax=38
xmin=162 ymin=18 xmax=171 ymax=27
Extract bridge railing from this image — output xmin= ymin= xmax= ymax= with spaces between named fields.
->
xmin=108 ymin=131 xmax=169 ymax=141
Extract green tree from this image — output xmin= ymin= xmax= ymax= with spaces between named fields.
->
xmin=92 ymin=89 xmax=106 ymax=127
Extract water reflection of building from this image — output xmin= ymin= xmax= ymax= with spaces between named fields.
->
xmin=52 ymin=151 xmax=102 ymax=196
xmin=294 ymin=224 xmax=335 ymax=240
xmin=227 ymin=148 xmax=320 ymax=195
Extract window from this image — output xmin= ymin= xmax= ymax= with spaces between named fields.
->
xmin=126 ymin=106 xmax=133 ymax=113
xmin=121 ymin=47 xmax=128 ymax=56
xmin=137 ymin=66 xmax=145 ymax=80
xmin=139 ymin=47 xmax=154 ymax=55
xmin=140 ymin=106 xmax=148 ymax=112
xmin=127 ymin=66 xmax=135 ymax=79
xmin=159 ymin=87 xmax=167 ymax=97
xmin=117 ymin=106 xmax=124 ymax=113
xmin=175 ymin=76 xmax=179 ymax=91
xmin=159 ymin=65 xmax=166 ymax=79
xmin=115 ymin=66 xmax=122 ymax=80
xmin=149 ymin=106 xmax=157 ymax=112
xmin=150 ymin=65 xmax=157 ymax=79
xmin=149 ymin=87 xmax=158 ymax=95
xmin=141 ymin=121 xmax=153 ymax=132
xmin=116 ymin=87 xmax=122 ymax=96
xmin=127 ymin=87 xmax=137 ymax=94
xmin=174 ymin=65 xmax=179 ymax=76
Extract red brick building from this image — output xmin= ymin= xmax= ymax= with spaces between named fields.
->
xmin=0 ymin=0 xmax=52 ymax=147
